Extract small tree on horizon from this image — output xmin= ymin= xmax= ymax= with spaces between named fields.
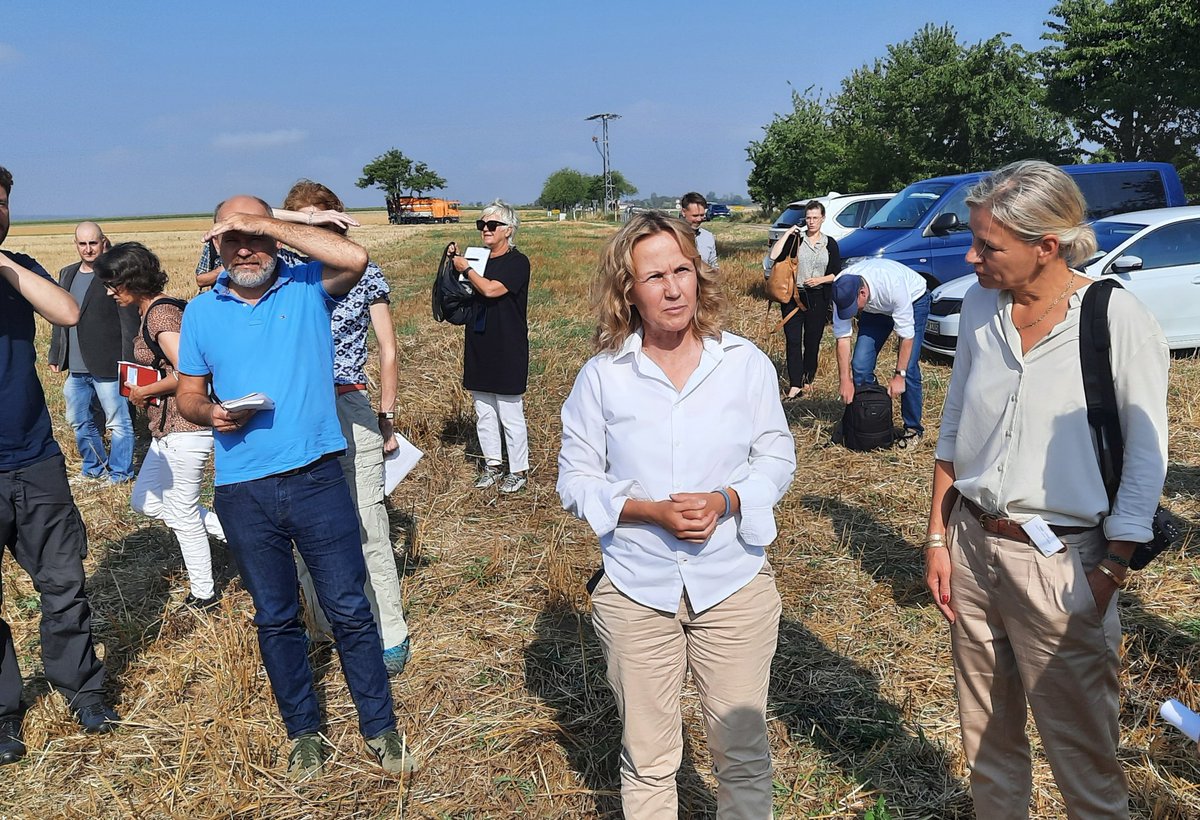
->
xmin=357 ymin=149 xmax=447 ymax=202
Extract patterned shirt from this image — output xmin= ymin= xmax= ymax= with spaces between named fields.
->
xmin=331 ymin=260 xmax=390 ymax=385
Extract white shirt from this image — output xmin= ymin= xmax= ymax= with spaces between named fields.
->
xmin=694 ymin=227 xmax=718 ymax=269
xmin=557 ymin=331 xmax=795 ymax=612
xmin=936 ymin=279 xmax=1168 ymax=542
xmin=832 ymin=259 xmax=926 ymax=340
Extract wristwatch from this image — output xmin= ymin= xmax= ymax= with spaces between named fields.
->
xmin=894 ymin=369 xmax=906 ymax=378
xmin=377 ymin=411 xmax=395 ymax=420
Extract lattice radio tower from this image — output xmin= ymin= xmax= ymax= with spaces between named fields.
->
xmin=586 ymin=113 xmax=621 ymax=213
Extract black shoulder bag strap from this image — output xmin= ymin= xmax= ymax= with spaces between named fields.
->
xmin=1079 ymin=279 xmax=1125 ymax=503
xmin=140 ymin=297 xmax=188 ymax=433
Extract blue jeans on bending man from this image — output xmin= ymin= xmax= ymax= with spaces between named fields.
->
xmin=850 ymin=291 xmax=931 ymax=434
xmin=62 ymin=373 xmax=134 ymax=481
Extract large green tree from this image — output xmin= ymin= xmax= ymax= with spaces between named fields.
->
xmin=356 ymin=149 xmax=447 ymax=201
xmin=586 ymin=170 xmax=638 ymax=204
xmin=833 ymin=24 xmax=1074 ymax=191
xmin=1043 ymin=0 xmax=1200 ymax=175
xmin=746 ymin=89 xmax=844 ymax=212
xmin=537 ymin=168 xmax=590 ymax=211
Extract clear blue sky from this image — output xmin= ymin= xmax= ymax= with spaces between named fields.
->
xmin=2 ymin=1 xmax=1059 ymax=218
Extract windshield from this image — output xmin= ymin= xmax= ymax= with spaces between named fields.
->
xmin=772 ymin=205 xmax=805 ymax=230
xmin=864 ymin=182 xmax=952 ymax=229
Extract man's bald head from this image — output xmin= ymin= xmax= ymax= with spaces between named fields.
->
xmin=214 ymin=195 xmax=272 ymax=222
xmin=74 ymin=221 xmax=106 ymax=268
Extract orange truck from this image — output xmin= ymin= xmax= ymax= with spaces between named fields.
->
xmin=387 ymin=196 xmax=462 ymax=224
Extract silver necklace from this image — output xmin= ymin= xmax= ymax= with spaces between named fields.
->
xmin=1016 ymin=271 xmax=1076 ymax=331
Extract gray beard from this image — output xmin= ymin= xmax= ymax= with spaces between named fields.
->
xmin=227 ymin=256 xmax=277 ymax=289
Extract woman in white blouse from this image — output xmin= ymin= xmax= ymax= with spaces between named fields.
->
xmin=557 ymin=212 xmax=795 ymax=818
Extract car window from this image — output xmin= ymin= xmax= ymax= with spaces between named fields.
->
xmin=1074 ymin=170 xmax=1168 ymax=220
xmin=772 ymin=205 xmax=805 ymax=229
xmin=1117 ymin=219 xmax=1200 ymax=271
xmin=934 ymin=185 xmax=972 ymax=230
xmin=859 ymin=198 xmax=889 ymax=224
xmin=835 ymin=202 xmax=862 ymax=228
xmin=865 ymin=183 xmax=950 ymax=229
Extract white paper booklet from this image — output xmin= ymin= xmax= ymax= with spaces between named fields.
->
xmin=463 ymin=246 xmax=489 ymax=279
xmin=1160 ymin=698 xmax=1200 ymax=742
xmin=384 ymin=433 xmax=423 ymax=494
xmin=221 ymin=392 xmax=275 ymax=412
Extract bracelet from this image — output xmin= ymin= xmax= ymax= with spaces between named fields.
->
xmin=1104 ymin=552 xmax=1130 ymax=569
xmin=716 ymin=488 xmax=733 ymax=518
xmin=1095 ymin=562 xmax=1127 ymax=589
xmin=924 ymin=533 xmax=947 ymax=550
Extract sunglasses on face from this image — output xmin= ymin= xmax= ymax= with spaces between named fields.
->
xmin=476 ymin=219 xmax=507 ymax=232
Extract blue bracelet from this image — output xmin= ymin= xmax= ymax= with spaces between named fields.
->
xmin=716 ymin=488 xmax=733 ymax=518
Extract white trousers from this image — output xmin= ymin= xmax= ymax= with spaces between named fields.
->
xmin=471 ymin=390 xmax=529 ymax=473
xmin=131 ymin=431 xmax=224 ymax=599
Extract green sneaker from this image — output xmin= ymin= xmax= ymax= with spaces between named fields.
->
xmin=287 ymin=733 xmax=327 ymax=781
xmin=365 ymin=730 xmax=418 ymax=774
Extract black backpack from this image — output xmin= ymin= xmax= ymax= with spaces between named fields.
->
xmin=431 ymin=243 xmax=477 ymax=325
xmin=841 ymin=383 xmax=895 ymax=451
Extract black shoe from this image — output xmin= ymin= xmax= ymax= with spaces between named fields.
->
xmin=0 ymin=716 xmax=25 ymax=765
xmin=184 ymin=592 xmax=221 ymax=612
xmin=74 ymin=702 xmax=120 ymax=734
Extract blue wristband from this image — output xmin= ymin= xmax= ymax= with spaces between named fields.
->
xmin=716 ymin=488 xmax=733 ymax=518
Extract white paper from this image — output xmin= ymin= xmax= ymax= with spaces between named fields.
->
xmin=463 ymin=246 xmax=489 ymax=279
xmin=1160 ymin=699 xmax=1200 ymax=742
xmin=221 ymin=392 xmax=275 ymax=412
xmin=384 ymin=433 xmax=423 ymax=494
xmin=1021 ymin=515 xmax=1065 ymax=556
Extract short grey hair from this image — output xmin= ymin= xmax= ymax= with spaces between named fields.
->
xmin=966 ymin=160 xmax=1098 ymax=268
xmin=481 ymin=199 xmax=519 ymax=245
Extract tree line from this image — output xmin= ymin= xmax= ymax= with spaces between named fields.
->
xmin=747 ymin=1 xmax=1200 ymax=212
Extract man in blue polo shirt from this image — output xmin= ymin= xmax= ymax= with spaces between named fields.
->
xmin=174 ymin=195 xmax=414 ymax=780
xmin=0 ymin=165 xmax=121 ymax=765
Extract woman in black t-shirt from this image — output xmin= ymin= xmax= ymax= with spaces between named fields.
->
xmin=451 ymin=200 xmax=530 ymax=493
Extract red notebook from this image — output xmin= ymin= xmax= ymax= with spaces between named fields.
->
xmin=118 ymin=360 xmax=162 ymax=406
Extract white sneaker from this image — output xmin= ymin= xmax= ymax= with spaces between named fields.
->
xmin=474 ymin=465 xmax=502 ymax=489
xmin=896 ymin=428 xmax=924 ymax=450
xmin=499 ymin=472 xmax=527 ymax=494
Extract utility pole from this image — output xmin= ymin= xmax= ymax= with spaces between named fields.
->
xmin=586 ymin=113 xmax=620 ymax=214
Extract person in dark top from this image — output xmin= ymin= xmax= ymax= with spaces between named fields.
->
xmin=0 ymin=165 xmax=121 ymax=766
xmin=451 ymin=200 xmax=531 ymax=493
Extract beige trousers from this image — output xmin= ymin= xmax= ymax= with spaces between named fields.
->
xmin=948 ymin=498 xmax=1128 ymax=819
xmin=297 ymin=390 xmax=408 ymax=648
xmin=590 ymin=563 xmax=781 ymax=820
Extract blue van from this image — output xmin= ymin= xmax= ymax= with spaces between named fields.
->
xmin=837 ymin=162 xmax=1187 ymax=288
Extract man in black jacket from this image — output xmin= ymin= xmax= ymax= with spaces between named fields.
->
xmin=48 ymin=222 xmax=139 ymax=482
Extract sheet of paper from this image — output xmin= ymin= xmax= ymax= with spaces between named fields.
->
xmin=384 ymin=433 xmax=423 ymax=494
xmin=463 ymin=246 xmax=489 ymax=279
xmin=1160 ymin=699 xmax=1200 ymax=742
xmin=1021 ymin=515 xmax=1065 ymax=556
xmin=221 ymin=392 xmax=275 ymax=412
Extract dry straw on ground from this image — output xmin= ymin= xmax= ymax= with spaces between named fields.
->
xmin=1 ymin=214 xmax=1198 ymax=818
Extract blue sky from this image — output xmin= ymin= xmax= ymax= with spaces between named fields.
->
xmin=3 ymin=1 xmax=1057 ymax=218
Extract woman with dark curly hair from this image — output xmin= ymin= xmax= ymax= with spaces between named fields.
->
xmin=557 ymin=212 xmax=795 ymax=817
xmin=96 ymin=242 xmax=224 ymax=610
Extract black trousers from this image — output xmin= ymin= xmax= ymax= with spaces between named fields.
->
xmin=0 ymin=452 xmax=107 ymax=718
xmin=780 ymin=284 xmax=830 ymax=389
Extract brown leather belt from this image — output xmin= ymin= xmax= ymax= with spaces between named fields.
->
xmin=961 ymin=498 xmax=1094 ymax=544
xmin=336 ymin=383 xmax=367 ymax=396
xmin=272 ymin=452 xmax=342 ymax=478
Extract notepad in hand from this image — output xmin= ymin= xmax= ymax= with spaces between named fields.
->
xmin=221 ymin=392 xmax=275 ymax=412
xmin=118 ymin=360 xmax=163 ymax=406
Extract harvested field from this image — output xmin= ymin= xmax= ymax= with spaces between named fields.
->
xmin=2 ymin=215 xmax=1198 ymax=818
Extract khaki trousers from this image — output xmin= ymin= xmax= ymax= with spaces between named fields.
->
xmin=947 ymin=499 xmax=1128 ymax=819
xmin=591 ymin=564 xmax=781 ymax=820
xmin=297 ymin=390 xmax=408 ymax=648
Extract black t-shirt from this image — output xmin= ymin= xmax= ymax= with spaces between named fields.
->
xmin=462 ymin=248 xmax=530 ymax=395
xmin=0 ymin=252 xmax=61 ymax=470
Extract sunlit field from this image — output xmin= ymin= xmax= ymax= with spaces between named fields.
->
xmin=2 ymin=212 xmax=1198 ymax=818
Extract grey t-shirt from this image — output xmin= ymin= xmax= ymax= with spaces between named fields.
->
xmin=67 ymin=270 xmax=93 ymax=373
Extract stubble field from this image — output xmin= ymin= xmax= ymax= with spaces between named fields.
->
xmin=2 ymin=212 xmax=1199 ymax=818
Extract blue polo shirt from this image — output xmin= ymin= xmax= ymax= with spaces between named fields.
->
xmin=0 ymin=252 xmax=61 ymax=470
xmin=177 ymin=259 xmax=346 ymax=485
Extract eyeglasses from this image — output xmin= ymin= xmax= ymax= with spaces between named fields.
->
xmin=476 ymin=220 xmax=507 ymax=232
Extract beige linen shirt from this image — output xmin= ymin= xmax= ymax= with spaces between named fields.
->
xmin=935 ymin=278 xmax=1168 ymax=543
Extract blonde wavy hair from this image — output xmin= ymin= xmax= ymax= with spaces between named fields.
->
xmin=966 ymin=160 xmax=1098 ymax=267
xmin=591 ymin=212 xmax=725 ymax=352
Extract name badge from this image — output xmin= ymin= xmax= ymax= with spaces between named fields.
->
xmin=1022 ymin=515 xmax=1065 ymax=556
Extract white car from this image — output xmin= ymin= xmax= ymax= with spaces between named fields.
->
xmin=923 ymin=206 xmax=1200 ymax=356
xmin=767 ymin=191 xmax=896 ymax=245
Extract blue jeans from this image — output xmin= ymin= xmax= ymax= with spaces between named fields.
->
xmin=214 ymin=457 xmax=395 ymax=739
xmin=850 ymin=291 xmax=931 ymax=433
xmin=63 ymin=374 xmax=134 ymax=481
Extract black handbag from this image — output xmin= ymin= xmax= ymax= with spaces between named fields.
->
xmin=1080 ymin=279 xmax=1179 ymax=570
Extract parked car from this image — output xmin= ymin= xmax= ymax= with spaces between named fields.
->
xmin=923 ymin=206 xmax=1200 ymax=356
xmin=839 ymin=162 xmax=1187 ymax=291
xmin=705 ymin=203 xmax=732 ymax=220
xmin=767 ymin=191 xmax=896 ymax=245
